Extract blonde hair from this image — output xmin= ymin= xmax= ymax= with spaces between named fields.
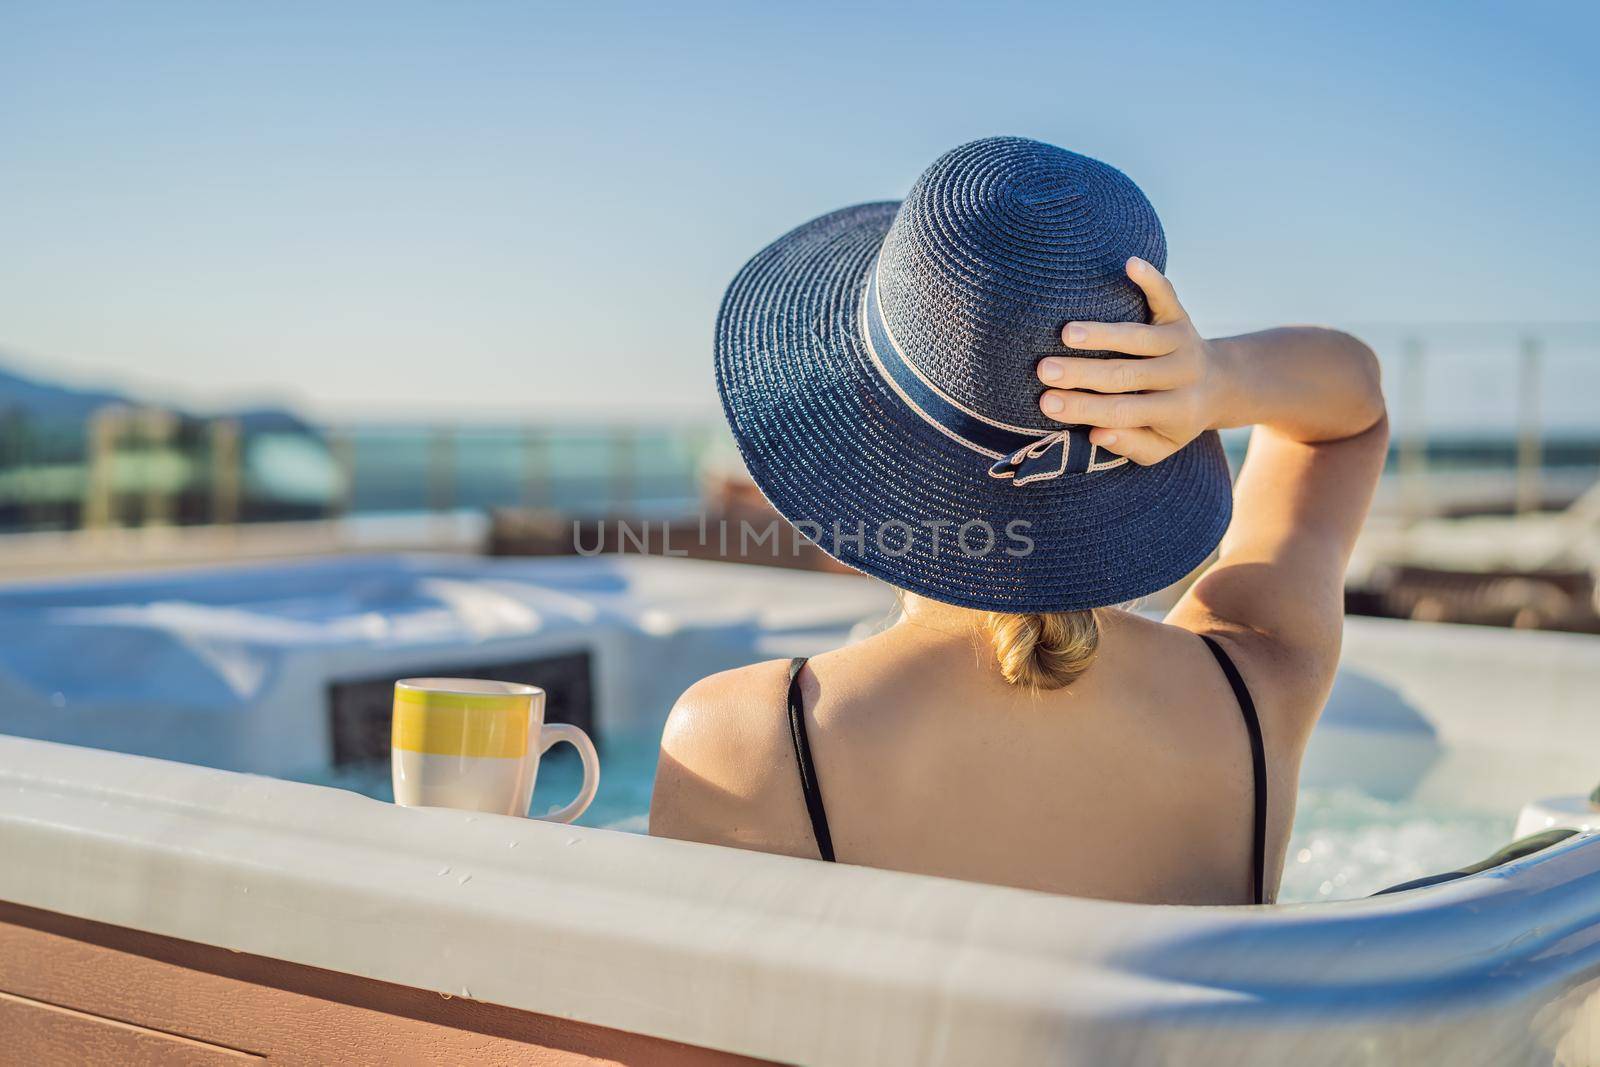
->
xmin=985 ymin=610 xmax=1100 ymax=690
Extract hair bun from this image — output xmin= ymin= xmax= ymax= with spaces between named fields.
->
xmin=986 ymin=610 xmax=1100 ymax=690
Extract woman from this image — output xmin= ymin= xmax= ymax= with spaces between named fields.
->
xmin=650 ymin=137 xmax=1387 ymax=905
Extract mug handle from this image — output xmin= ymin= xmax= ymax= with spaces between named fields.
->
xmin=534 ymin=723 xmax=600 ymax=824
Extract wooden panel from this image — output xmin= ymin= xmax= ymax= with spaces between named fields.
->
xmin=0 ymin=990 xmax=258 ymax=1065
xmin=0 ymin=901 xmax=775 ymax=1066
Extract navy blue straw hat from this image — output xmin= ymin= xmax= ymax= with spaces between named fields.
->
xmin=715 ymin=136 xmax=1232 ymax=613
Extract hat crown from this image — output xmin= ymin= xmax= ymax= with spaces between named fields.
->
xmin=875 ymin=137 xmax=1166 ymax=430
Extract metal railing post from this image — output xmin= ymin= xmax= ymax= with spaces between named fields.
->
xmin=328 ymin=427 xmax=355 ymax=520
xmin=429 ymin=426 xmax=457 ymax=543
xmin=1515 ymin=335 xmax=1543 ymax=515
xmin=611 ymin=428 xmax=634 ymax=515
xmin=522 ymin=426 xmax=550 ymax=510
xmin=137 ymin=407 xmax=177 ymax=528
xmin=83 ymin=406 xmax=126 ymax=531
xmin=1399 ymin=337 xmax=1427 ymax=527
xmin=209 ymin=418 xmax=242 ymax=527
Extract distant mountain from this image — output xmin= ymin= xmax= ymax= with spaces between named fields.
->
xmin=0 ymin=363 xmax=128 ymax=424
xmin=0 ymin=359 xmax=316 ymax=435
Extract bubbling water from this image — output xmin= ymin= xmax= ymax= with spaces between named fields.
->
xmin=1279 ymin=786 xmax=1514 ymax=901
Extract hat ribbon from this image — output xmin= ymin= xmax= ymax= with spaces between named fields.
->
xmin=859 ymin=257 xmax=1127 ymax=487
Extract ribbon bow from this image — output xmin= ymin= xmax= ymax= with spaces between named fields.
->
xmin=988 ymin=429 xmax=1076 ymax=485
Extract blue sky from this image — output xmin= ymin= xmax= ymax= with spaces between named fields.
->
xmin=1 ymin=1 xmax=1596 ymax=428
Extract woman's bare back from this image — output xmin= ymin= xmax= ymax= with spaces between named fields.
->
xmin=653 ymin=608 xmax=1303 ymax=905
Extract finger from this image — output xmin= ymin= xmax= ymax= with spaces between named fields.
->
xmin=1038 ymin=355 xmax=1184 ymax=393
xmin=1088 ymin=426 xmax=1174 ymax=466
xmin=1126 ymin=257 xmax=1187 ymax=325
xmin=1039 ymin=389 xmax=1169 ymax=427
xmin=1061 ymin=320 xmax=1180 ymax=356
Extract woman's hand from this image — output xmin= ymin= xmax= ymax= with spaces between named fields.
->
xmin=1036 ymin=257 xmax=1223 ymax=466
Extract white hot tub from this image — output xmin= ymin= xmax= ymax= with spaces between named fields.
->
xmin=1 ymin=555 xmax=1598 ymax=1064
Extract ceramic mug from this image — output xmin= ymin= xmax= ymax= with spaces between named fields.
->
xmin=391 ymin=678 xmax=599 ymax=821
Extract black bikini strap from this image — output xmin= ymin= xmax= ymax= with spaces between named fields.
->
xmin=785 ymin=657 xmax=836 ymax=862
xmin=1200 ymin=635 xmax=1269 ymax=905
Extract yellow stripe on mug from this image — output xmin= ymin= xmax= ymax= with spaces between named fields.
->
xmin=392 ymin=682 xmax=532 ymax=759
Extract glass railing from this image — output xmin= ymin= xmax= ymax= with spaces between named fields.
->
xmin=1 ymin=325 xmax=1596 ymax=536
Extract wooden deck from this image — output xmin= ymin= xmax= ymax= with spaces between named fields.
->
xmin=0 ymin=900 xmax=769 ymax=1066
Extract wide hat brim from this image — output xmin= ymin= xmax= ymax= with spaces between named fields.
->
xmin=715 ymin=201 xmax=1233 ymax=613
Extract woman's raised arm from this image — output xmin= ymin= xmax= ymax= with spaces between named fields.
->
xmin=1036 ymin=258 xmax=1388 ymax=733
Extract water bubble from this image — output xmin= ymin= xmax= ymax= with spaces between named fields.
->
xmin=1296 ymin=848 xmax=1312 ymax=864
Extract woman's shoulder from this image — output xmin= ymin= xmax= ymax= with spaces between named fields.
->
xmin=647 ymin=659 xmax=819 ymax=858
xmin=1151 ymin=604 xmax=1337 ymax=757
